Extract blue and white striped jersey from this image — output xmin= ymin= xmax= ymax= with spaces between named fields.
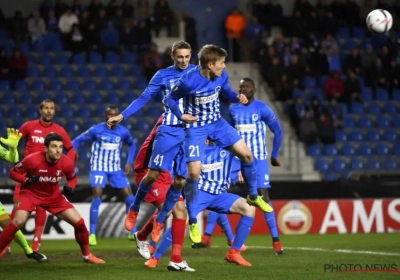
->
xmin=199 ymin=144 xmax=233 ymax=195
xmin=229 ymin=99 xmax=277 ymax=160
xmin=72 ymin=123 xmax=135 ymax=172
xmin=168 ymin=66 xmax=240 ymax=128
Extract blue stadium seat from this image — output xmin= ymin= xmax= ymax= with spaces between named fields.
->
xmin=351 ymin=103 xmax=364 ymax=114
xmin=307 ymin=145 xmax=321 ymax=157
xmin=55 ymin=54 xmax=68 ymax=65
xmin=367 ymin=158 xmax=380 ymax=170
xmin=54 ymin=91 xmax=69 ymax=104
xmin=118 ymin=79 xmax=131 ymax=90
xmin=146 ymin=105 xmax=163 ymax=117
xmin=304 ymin=76 xmax=316 ymax=88
xmin=361 ymin=88 xmax=372 ymax=101
xmin=78 ymin=146 xmax=91 ymax=161
xmin=376 ymin=88 xmax=389 ymax=101
xmin=77 ymin=107 xmax=92 ymax=118
xmin=395 ymin=143 xmax=400 ymax=156
xmin=111 ymin=66 xmax=125 ymax=77
xmin=101 ymin=79 xmax=114 ymax=90
xmin=37 ymin=91 xmax=51 ymax=101
xmin=367 ymin=130 xmax=380 ymax=141
xmin=135 ymin=79 xmax=147 ymax=91
xmin=82 ymin=119 xmax=96 ymax=130
xmin=15 ymin=80 xmax=28 ymax=90
xmin=335 ymin=130 xmax=347 ymax=142
xmin=19 ymin=91 xmax=34 ymax=104
xmin=311 ymin=89 xmax=324 ymax=100
xmin=350 ymin=158 xmax=364 ymax=170
xmin=293 ymin=89 xmax=305 ymax=99
xmin=105 ymin=52 xmax=120 ymax=64
xmin=84 ymin=80 xmax=97 ymax=90
xmin=384 ymin=130 xmax=397 ymax=141
xmin=106 ymin=92 xmax=120 ymax=103
xmin=353 ymin=27 xmax=366 ymax=39
xmin=1 ymin=94 xmax=14 ymax=105
xmin=32 ymin=80 xmax=45 ymax=91
xmin=323 ymin=172 xmax=338 ymax=181
xmin=28 ymin=67 xmax=39 ymax=78
xmin=375 ymin=143 xmax=389 ymax=156
xmin=383 ymin=103 xmax=397 ymax=114
xmin=393 ymin=116 xmax=400 ymax=128
xmin=77 ymin=66 xmax=91 ymax=77
xmin=60 ymin=106 xmax=75 ymax=118
xmin=8 ymin=109 xmax=21 ymax=118
xmin=66 ymin=80 xmax=80 ymax=90
xmin=358 ymin=143 xmax=372 ymax=156
xmin=376 ymin=116 xmax=390 ymax=128
xmin=65 ymin=120 xmax=82 ymax=132
xmin=128 ymin=65 xmax=141 ymax=76
xmin=136 ymin=119 xmax=151 ymax=131
xmin=324 ymin=145 xmax=338 ymax=156
xmin=343 ymin=116 xmax=355 ymax=128
xmin=39 ymin=54 xmax=52 ymax=65
xmin=341 ymin=144 xmax=355 ymax=156
xmin=43 ymin=67 xmax=57 ymax=78
xmin=61 ymin=67 xmax=74 ymax=78
xmin=393 ymin=89 xmax=400 ymax=101
xmin=367 ymin=103 xmax=381 ymax=114
xmin=122 ymin=52 xmax=135 ymax=64
xmin=358 ymin=116 xmax=372 ymax=128
xmin=0 ymin=81 xmax=11 ymax=90
xmin=315 ymin=159 xmax=329 ymax=172
xmin=94 ymin=106 xmax=106 ymax=117
xmin=88 ymin=92 xmax=102 ymax=103
xmin=384 ymin=158 xmax=398 ymax=171
xmin=94 ymin=66 xmax=108 ymax=77
xmin=356 ymin=76 xmax=365 ymax=89
xmin=73 ymin=53 xmax=86 ymax=65
xmin=89 ymin=52 xmax=103 ymax=64
xmin=49 ymin=80 xmax=63 ymax=91
xmin=72 ymin=92 xmax=86 ymax=103
xmin=337 ymin=27 xmax=350 ymax=39
xmin=26 ymin=106 xmax=40 ymax=118
xmin=332 ymin=159 xmax=346 ymax=172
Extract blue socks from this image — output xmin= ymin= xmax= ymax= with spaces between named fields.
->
xmin=131 ymin=180 xmax=153 ymax=212
xmin=184 ymin=178 xmax=200 ymax=224
xmin=155 ymin=186 xmax=182 ymax=224
xmin=90 ymin=197 xmax=102 ymax=234
xmin=149 ymin=239 xmax=157 ymax=249
xmin=153 ymin=227 xmax=172 ymax=260
xmin=217 ymin=214 xmax=235 ymax=242
xmin=264 ymin=201 xmax=279 ymax=241
xmin=204 ymin=211 xmax=219 ymax=235
xmin=231 ymin=216 xmax=254 ymax=251
xmin=240 ymin=161 xmax=258 ymax=197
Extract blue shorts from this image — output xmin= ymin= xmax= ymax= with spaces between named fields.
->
xmin=89 ymin=170 xmax=130 ymax=189
xmin=193 ymin=189 xmax=241 ymax=215
xmin=230 ymin=157 xmax=271 ymax=188
xmin=185 ymin=118 xmax=242 ymax=162
xmin=148 ymin=124 xmax=187 ymax=178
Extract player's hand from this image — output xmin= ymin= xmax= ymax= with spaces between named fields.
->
xmin=237 ymin=171 xmax=245 ymax=184
xmin=24 ymin=175 xmax=40 ymax=186
xmin=237 ymin=94 xmax=248 ymax=105
xmin=0 ymin=128 xmax=23 ymax=149
xmin=124 ymin=163 xmax=131 ymax=175
xmin=107 ymin=114 xmax=123 ymax=128
xmin=180 ymin=114 xmax=198 ymax=124
xmin=271 ymin=158 xmax=281 ymax=167
xmin=63 ymin=185 xmax=74 ymax=195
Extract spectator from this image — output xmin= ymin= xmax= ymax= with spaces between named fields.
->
xmin=308 ymin=47 xmax=330 ymax=77
xmin=107 ymin=0 xmax=120 ymax=18
xmin=153 ymin=0 xmax=173 ymax=37
xmin=71 ymin=0 xmax=85 ymax=16
xmin=94 ymin=9 xmax=109 ymax=30
xmin=310 ymin=97 xmax=323 ymax=119
xmin=316 ymin=112 xmax=336 ymax=145
xmin=344 ymin=48 xmax=363 ymax=75
xmin=79 ymin=10 xmax=91 ymax=32
xmin=378 ymin=46 xmax=391 ymax=69
xmin=289 ymin=11 xmax=307 ymax=38
xmin=135 ymin=0 xmax=151 ymax=20
xmin=69 ymin=24 xmax=85 ymax=53
xmin=327 ymin=48 xmax=342 ymax=73
xmin=290 ymin=95 xmax=308 ymax=128
xmin=119 ymin=20 xmax=135 ymax=50
xmin=181 ymin=11 xmax=198 ymax=53
xmin=343 ymin=70 xmax=362 ymax=104
xmin=283 ymin=46 xmax=292 ymax=67
xmin=265 ymin=57 xmax=284 ymax=88
xmin=244 ymin=17 xmax=265 ymax=43
xmin=298 ymin=110 xmax=318 ymax=145
xmin=325 ymin=70 xmax=344 ymax=100
xmin=0 ymin=8 xmax=5 ymax=29
xmin=274 ymin=74 xmax=294 ymax=102
xmin=268 ymin=0 xmax=283 ymax=27
xmin=133 ymin=19 xmax=152 ymax=54
xmin=294 ymin=0 xmax=314 ymax=19
xmin=330 ymin=0 xmax=346 ymax=25
xmin=328 ymin=98 xmax=343 ymax=129
xmin=9 ymin=48 xmax=28 ymax=82
xmin=47 ymin=10 xmax=58 ymax=32
xmin=88 ymin=0 xmax=104 ymax=20
xmin=251 ymin=0 xmax=265 ymax=25
xmin=121 ymin=0 xmax=134 ymax=18
xmin=161 ymin=46 xmax=172 ymax=68
xmin=59 ymin=8 xmax=79 ymax=39
xmin=85 ymin=23 xmax=101 ymax=52
xmin=361 ymin=44 xmax=376 ymax=71
xmin=369 ymin=57 xmax=388 ymax=90
xmin=54 ymin=0 xmax=69 ymax=18
xmin=28 ymin=10 xmax=47 ymax=43
xmin=360 ymin=0 xmax=375 ymax=22
xmin=286 ymin=54 xmax=305 ymax=89
xmin=388 ymin=59 xmax=400 ymax=92
xmin=112 ymin=8 xmax=125 ymax=30
xmin=10 ymin=10 xmax=28 ymax=41
xmin=345 ymin=0 xmax=360 ymax=28
xmin=100 ymin=21 xmax=120 ymax=53
xmin=225 ymin=8 xmax=246 ymax=62
xmin=0 ymin=48 xmax=9 ymax=80
xmin=143 ymin=43 xmax=163 ymax=82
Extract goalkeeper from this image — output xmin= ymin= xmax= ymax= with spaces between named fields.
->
xmin=0 ymin=128 xmax=47 ymax=262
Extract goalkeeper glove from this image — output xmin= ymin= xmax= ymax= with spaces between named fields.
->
xmin=63 ymin=185 xmax=74 ymax=195
xmin=0 ymin=128 xmax=23 ymax=149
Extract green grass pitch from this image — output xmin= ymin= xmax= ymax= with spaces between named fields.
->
xmin=1 ymin=233 xmax=400 ymax=280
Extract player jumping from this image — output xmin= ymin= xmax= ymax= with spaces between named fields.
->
xmin=165 ymin=44 xmax=272 ymax=243
xmin=0 ymin=133 xmax=104 ymax=264
xmin=0 ymin=128 xmax=47 ymax=262
xmin=12 ymin=99 xmax=75 ymax=252
xmin=229 ymin=78 xmax=283 ymax=254
xmin=133 ymin=116 xmax=195 ymax=271
xmin=106 ymin=41 xmax=197 ymax=234
xmin=72 ymin=106 xmax=136 ymax=245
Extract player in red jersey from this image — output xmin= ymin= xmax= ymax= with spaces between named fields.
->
xmin=133 ymin=116 xmax=194 ymax=271
xmin=13 ymin=99 xmax=75 ymax=252
xmin=0 ymin=133 xmax=104 ymax=264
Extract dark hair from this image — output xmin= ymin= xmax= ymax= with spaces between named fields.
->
xmin=39 ymin=99 xmax=55 ymax=110
xmin=171 ymin=40 xmax=191 ymax=55
xmin=106 ymin=106 xmax=119 ymax=112
xmin=198 ymin=44 xmax=228 ymax=68
xmin=44 ymin=133 xmax=63 ymax=147
xmin=241 ymin=77 xmax=255 ymax=87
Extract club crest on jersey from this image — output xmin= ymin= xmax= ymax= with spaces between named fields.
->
xmin=220 ymin=150 xmax=227 ymax=158
xmin=252 ymin=114 xmax=259 ymax=121
xmin=153 ymin=189 xmax=159 ymax=196
xmin=16 ymin=162 xmax=23 ymax=169
xmin=215 ymin=86 xmax=221 ymax=93
xmin=115 ymin=137 xmax=121 ymax=143
xmin=56 ymin=170 xmax=61 ymax=176
xmin=172 ymin=85 xmax=179 ymax=93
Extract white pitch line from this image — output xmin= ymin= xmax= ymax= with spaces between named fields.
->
xmin=213 ymin=245 xmax=400 ymax=256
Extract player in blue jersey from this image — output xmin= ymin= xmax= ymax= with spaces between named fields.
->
xmin=106 ymin=41 xmax=197 ymax=235
xmin=166 ymin=44 xmax=272 ymax=243
xmin=229 ymin=77 xmax=283 ymax=255
xmin=147 ymin=140 xmax=255 ymax=266
xmin=72 ymin=106 xmax=136 ymax=246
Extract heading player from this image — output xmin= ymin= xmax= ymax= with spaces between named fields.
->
xmin=229 ymin=78 xmax=283 ymax=254
xmin=0 ymin=133 xmax=104 ymax=264
xmin=72 ymin=106 xmax=136 ymax=246
xmin=14 ymin=99 xmax=75 ymax=252
xmin=166 ymin=44 xmax=272 ymax=243
xmin=107 ymin=41 xmax=197 ymax=233
xmin=0 ymin=128 xmax=47 ymax=262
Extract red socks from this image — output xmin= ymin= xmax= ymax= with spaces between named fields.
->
xmin=0 ymin=222 xmax=19 ymax=252
xmin=171 ymin=218 xmax=186 ymax=263
xmin=74 ymin=218 xmax=90 ymax=257
xmin=33 ymin=207 xmax=46 ymax=243
xmin=137 ymin=213 xmax=157 ymax=241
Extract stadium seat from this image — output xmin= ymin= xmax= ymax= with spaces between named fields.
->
xmin=89 ymin=52 xmax=103 ymax=64
xmin=304 ymin=76 xmax=316 ymax=88
xmin=15 ymin=80 xmax=28 ymax=90
xmin=375 ymin=143 xmax=389 ymax=156
xmin=361 ymin=88 xmax=372 ymax=101
xmin=105 ymin=52 xmax=120 ymax=64
xmin=350 ymin=158 xmax=364 ymax=170
xmin=101 ymin=79 xmax=114 ymax=90
xmin=66 ymin=80 xmax=80 ymax=91
xmin=32 ymin=80 xmax=45 ymax=91
xmin=43 ymin=67 xmax=57 ymax=78
xmin=88 ymin=92 xmax=103 ymax=104
xmin=375 ymin=88 xmax=389 ymax=101
xmin=19 ymin=91 xmax=34 ymax=104
xmin=0 ymin=81 xmax=11 ymax=91
xmin=358 ymin=143 xmax=372 ymax=156
xmin=1 ymin=93 xmax=14 ymax=105
xmin=60 ymin=106 xmax=75 ymax=118
xmin=323 ymin=172 xmax=338 ymax=181
xmin=335 ymin=130 xmax=347 ymax=142
xmin=341 ymin=144 xmax=356 ymax=156
xmin=65 ymin=120 xmax=82 ymax=132
xmin=135 ymin=119 xmax=151 ymax=131
xmin=73 ymin=53 xmax=86 ymax=65
xmin=118 ymin=79 xmax=131 ymax=90
xmin=311 ymin=89 xmax=324 ymax=100
xmin=106 ymin=92 xmax=120 ymax=104
xmin=351 ymin=103 xmax=363 ymax=114
xmin=332 ymin=159 xmax=346 ymax=172
xmin=61 ymin=67 xmax=74 ymax=78
xmin=315 ymin=159 xmax=329 ymax=172
xmin=26 ymin=106 xmax=40 ymax=118
xmin=384 ymin=158 xmax=398 ymax=171
xmin=383 ymin=103 xmax=397 ymax=114
xmin=37 ymin=91 xmax=50 ymax=101
xmin=353 ymin=27 xmax=366 ymax=39
xmin=337 ymin=27 xmax=350 ymax=39
xmin=39 ymin=54 xmax=52 ymax=65
xmin=72 ymin=92 xmax=86 ymax=103
xmin=367 ymin=103 xmax=381 ymax=114
xmin=324 ymin=145 xmax=338 ymax=156
xmin=394 ymin=143 xmax=400 ymax=156
xmin=393 ymin=116 xmax=400 ymax=128
xmin=350 ymin=130 xmax=363 ymax=141
xmin=49 ymin=80 xmax=63 ymax=91
xmin=384 ymin=130 xmax=397 ymax=141
xmin=77 ymin=66 xmax=91 ymax=77
xmin=94 ymin=106 xmax=106 ymax=117
xmin=343 ymin=116 xmax=355 ymax=128
xmin=0 ymin=108 xmax=4 ymax=118
xmin=358 ymin=116 xmax=372 ymax=128
xmin=77 ymin=107 xmax=92 ymax=118
xmin=367 ymin=130 xmax=380 ymax=141
xmin=94 ymin=66 xmax=108 ymax=77
xmin=146 ymin=105 xmax=163 ymax=117
xmin=367 ymin=158 xmax=380 ymax=170
xmin=28 ymin=67 xmax=39 ymax=78
xmin=111 ymin=66 xmax=125 ymax=77
xmin=122 ymin=52 xmax=136 ymax=64
xmin=84 ymin=80 xmax=97 ymax=90
xmin=54 ymin=91 xmax=69 ymax=104
xmin=393 ymin=89 xmax=400 ymax=101
xmin=307 ymin=145 xmax=321 ymax=157
xmin=376 ymin=116 xmax=390 ymax=128
xmin=8 ymin=109 xmax=21 ymax=118
xmin=55 ymin=54 xmax=69 ymax=65
xmin=135 ymin=79 xmax=147 ymax=91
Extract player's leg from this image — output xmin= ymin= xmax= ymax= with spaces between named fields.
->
xmin=134 ymin=201 xmax=158 ymax=259
xmin=52 ymin=196 xmax=104 ymax=264
xmin=211 ymin=118 xmax=272 ymax=213
xmin=31 ymin=206 xmax=46 ymax=252
xmin=88 ymin=171 xmax=107 ymax=246
xmin=200 ymin=211 xmax=219 ymax=247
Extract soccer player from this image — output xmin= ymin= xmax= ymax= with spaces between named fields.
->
xmin=72 ymin=106 xmax=136 ymax=246
xmin=0 ymin=128 xmax=47 ymax=262
xmin=0 ymin=133 xmax=104 ymax=264
xmin=133 ymin=116 xmax=194 ymax=271
xmin=149 ymin=140 xmax=255 ymax=266
xmin=166 ymin=44 xmax=272 ymax=243
xmin=13 ymin=99 xmax=75 ymax=252
xmin=229 ymin=78 xmax=283 ymax=254
xmin=106 ymin=41 xmax=197 ymax=232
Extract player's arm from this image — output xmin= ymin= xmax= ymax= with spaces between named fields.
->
xmin=220 ymin=71 xmax=247 ymax=104
xmin=9 ymin=157 xmax=34 ymax=184
xmin=261 ymin=105 xmax=283 ymax=165
xmin=165 ymin=77 xmax=191 ymax=120
xmin=59 ymin=128 xmax=75 ymax=162
xmin=18 ymin=122 xmax=29 ymax=141
xmin=72 ymin=126 xmax=96 ymax=150
xmin=62 ymin=158 xmax=78 ymax=195
xmin=123 ymin=131 xmax=136 ymax=175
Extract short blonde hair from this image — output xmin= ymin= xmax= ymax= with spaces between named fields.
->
xmin=198 ymin=44 xmax=227 ymax=68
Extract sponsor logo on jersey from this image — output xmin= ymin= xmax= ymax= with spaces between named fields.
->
xmin=31 ymin=136 xmax=45 ymax=143
xmin=201 ymin=162 xmax=223 ymax=172
xmin=39 ymin=176 xmax=62 ymax=183
xmin=195 ymin=92 xmax=219 ymax=104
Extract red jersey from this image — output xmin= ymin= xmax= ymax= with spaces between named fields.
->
xmin=9 ymin=151 xmax=77 ymax=196
xmin=19 ymin=120 xmax=74 ymax=162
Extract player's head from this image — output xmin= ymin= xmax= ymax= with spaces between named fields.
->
xmin=105 ymin=106 xmax=119 ymax=126
xmin=171 ymin=40 xmax=192 ymax=70
xmin=239 ymin=78 xmax=256 ymax=100
xmin=44 ymin=133 xmax=63 ymax=161
xmin=39 ymin=99 xmax=55 ymax=123
xmin=198 ymin=44 xmax=227 ymax=77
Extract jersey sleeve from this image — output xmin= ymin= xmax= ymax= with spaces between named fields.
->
xmin=260 ymin=104 xmax=282 ymax=159
xmin=18 ymin=121 xmax=30 ymax=140
xmin=9 ymin=155 xmax=34 ymax=183
xmin=220 ymin=71 xmax=239 ymax=103
xmin=72 ymin=125 xmax=97 ymax=150
xmin=63 ymin=157 xmax=77 ymax=189
xmin=166 ymin=76 xmax=191 ymax=119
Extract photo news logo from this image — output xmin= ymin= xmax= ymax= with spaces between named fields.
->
xmin=324 ymin=264 xmax=399 ymax=274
